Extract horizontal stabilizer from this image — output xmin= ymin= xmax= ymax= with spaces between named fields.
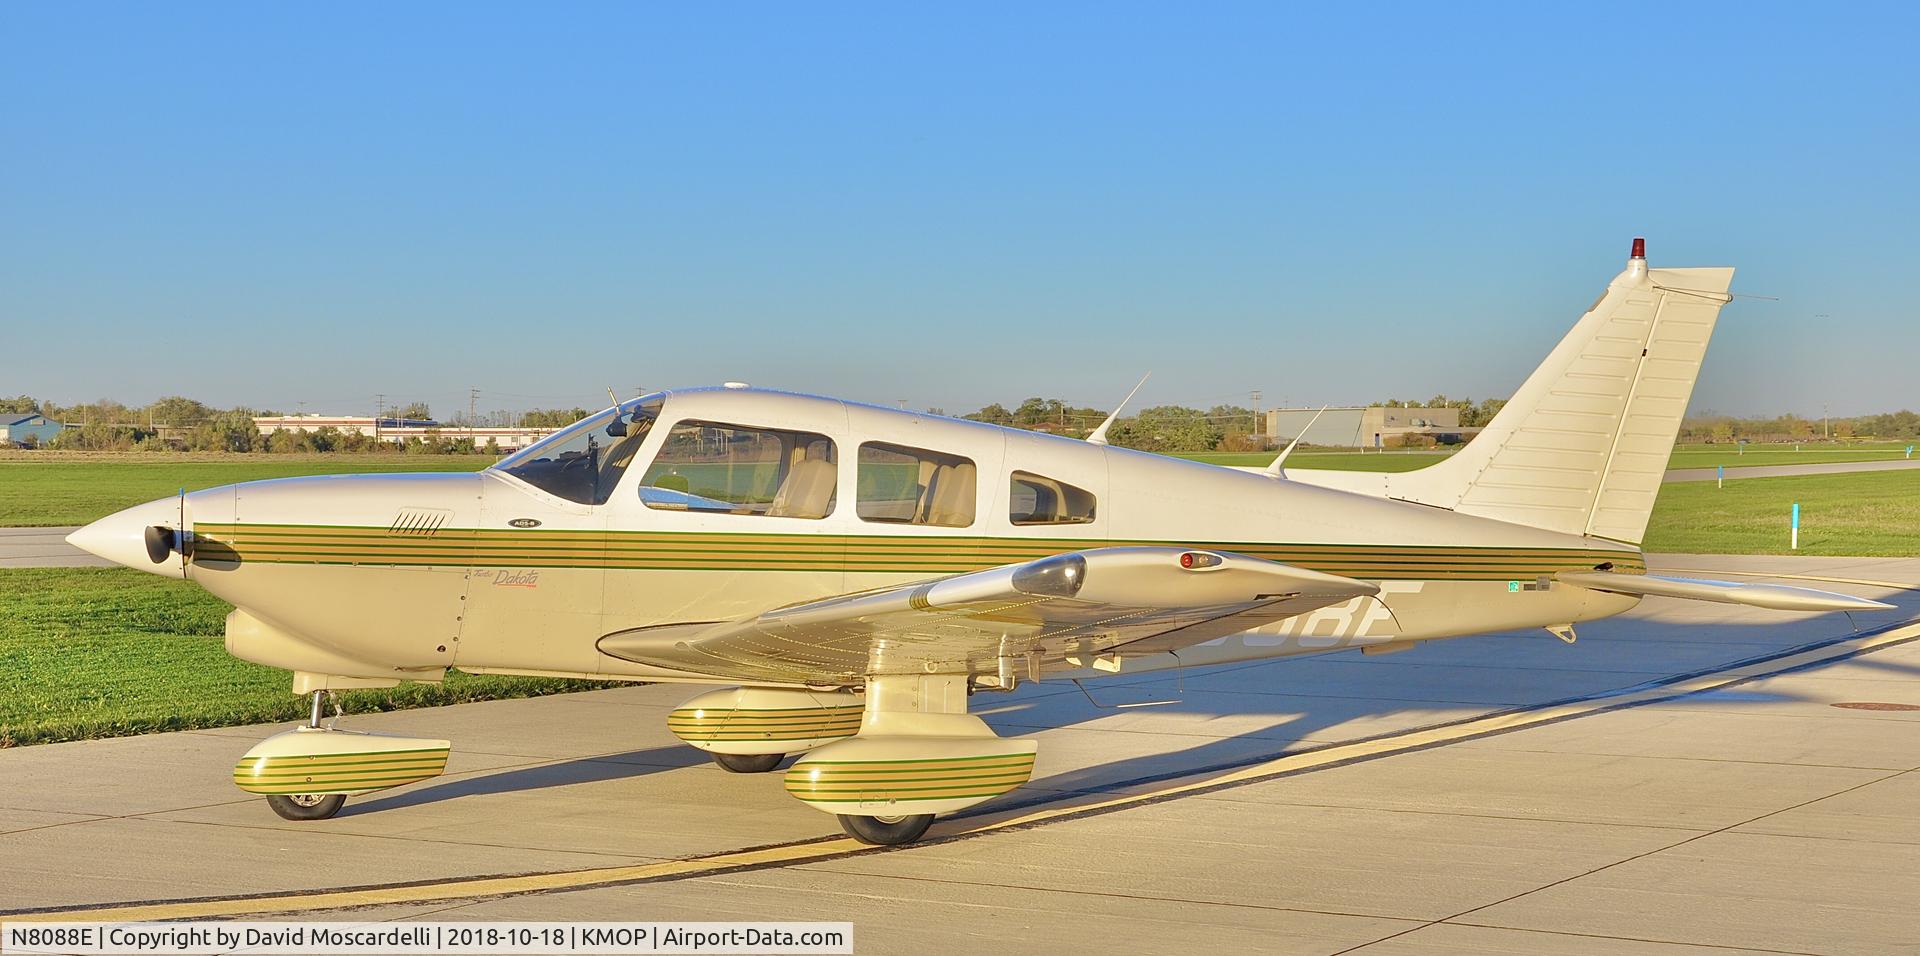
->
xmin=1557 ymin=570 xmax=1894 ymax=612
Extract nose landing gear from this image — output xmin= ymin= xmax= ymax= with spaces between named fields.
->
xmin=234 ymin=690 xmax=452 ymax=821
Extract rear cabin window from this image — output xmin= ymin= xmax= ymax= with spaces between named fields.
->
xmin=1009 ymin=471 xmax=1097 ymax=525
xmin=639 ymin=422 xmax=837 ymax=518
xmin=857 ymin=442 xmax=976 ymax=528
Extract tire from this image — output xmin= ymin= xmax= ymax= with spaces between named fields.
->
xmin=266 ymin=793 xmax=345 ymax=820
xmin=838 ymin=813 xmax=935 ymax=846
xmin=712 ymin=752 xmax=785 ymax=774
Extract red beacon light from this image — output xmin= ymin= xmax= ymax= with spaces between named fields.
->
xmin=1178 ymin=551 xmax=1223 ymax=570
xmin=1631 ymin=237 xmax=1646 ymax=259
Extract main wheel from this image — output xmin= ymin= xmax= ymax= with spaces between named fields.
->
xmin=712 ymin=752 xmax=785 ymax=774
xmin=266 ymin=793 xmax=345 ymax=821
xmin=838 ymin=813 xmax=934 ymax=846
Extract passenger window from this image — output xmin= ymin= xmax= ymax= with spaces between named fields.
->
xmin=857 ymin=442 xmax=976 ymax=527
xmin=640 ymin=422 xmax=837 ymax=518
xmin=1009 ymin=471 xmax=1097 ymax=525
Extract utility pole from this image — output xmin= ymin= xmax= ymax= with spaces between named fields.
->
xmin=375 ymin=394 xmax=385 ymax=420
xmin=468 ymin=387 xmax=479 ymax=426
xmin=1823 ymin=403 xmax=1829 ymax=439
xmin=1250 ymin=390 xmax=1263 ymax=436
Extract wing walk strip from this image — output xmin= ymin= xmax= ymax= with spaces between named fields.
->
xmin=7 ymin=614 xmax=1914 ymax=924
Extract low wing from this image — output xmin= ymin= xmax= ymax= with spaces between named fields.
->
xmin=598 ymin=547 xmax=1379 ymax=686
xmin=1557 ymin=570 xmax=1894 ymax=612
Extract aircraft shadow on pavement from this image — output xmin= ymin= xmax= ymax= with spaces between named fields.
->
xmin=971 ymin=591 xmax=1918 ymax=801
xmin=342 ymin=590 xmax=1913 ymax=818
xmin=347 ymin=745 xmax=708 ymax=815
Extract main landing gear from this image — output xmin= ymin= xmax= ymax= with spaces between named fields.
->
xmin=674 ymin=677 xmax=1040 ymax=847
xmin=838 ymin=813 xmax=935 ymax=846
xmin=711 ymin=752 xmax=786 ymax=774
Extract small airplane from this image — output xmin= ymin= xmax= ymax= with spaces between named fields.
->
xmin=69 ymin=238 xmax=1890 ymax=846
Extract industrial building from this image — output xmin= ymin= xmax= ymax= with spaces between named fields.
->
xmin=252 ymin=415 xmax=560 ymax=452
xmin=0 ymin=411 xmax=64 ymax=447
xmin=1265 ymin=405 xmax=1474 ymax=448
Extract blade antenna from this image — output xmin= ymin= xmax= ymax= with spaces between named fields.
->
xmin=1086 ymin=372 xmax=1151 ymax=446
xmin=1265 ymin=404 xmax=1331 ymax=478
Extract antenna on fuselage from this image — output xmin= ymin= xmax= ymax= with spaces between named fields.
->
xmin=1085 ymin=372 xmax=1151 ymax=447
xmin=604 ymin=386 xmax=629 ymax=436
xmin=1264 ymin=404 xmax=1331 ymax=479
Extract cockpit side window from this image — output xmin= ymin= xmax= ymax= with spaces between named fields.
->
xmin=494 ymin=395 xmax=662 ymax=505
xmin=857 ymin=442 xmax=976 ymax=528
xmin=639 ymin=421 xmax=837 ymax=518
xmin=1009 ymin=471 xmax=1097 ymax=525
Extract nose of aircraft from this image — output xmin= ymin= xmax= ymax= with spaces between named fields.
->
xmin=67 ymin=495 xmax=189 ymax=577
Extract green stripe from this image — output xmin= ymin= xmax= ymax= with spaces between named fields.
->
xmin=237 ymin=754 xmax=447 ymax=770
xmin=238 ymin=760 xmax=447 ymax=777
xmin=796 ymin=753 xmax=1034 ymax=766
xmin=193 ymin=522 xmax=1639 ymax=580
xmin=787 ymin=772 xmax=1035 ymax=787
xmin=669 ymin=705 xmax=862 ymax=713
xmin=236 ymin=773 xmax=439 ymax=792
xmin=791 ymin=760 xmax=1036 ymax=776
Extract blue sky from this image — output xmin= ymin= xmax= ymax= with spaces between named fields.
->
xmin=4 ymin=2 xmax=1916 ymax=418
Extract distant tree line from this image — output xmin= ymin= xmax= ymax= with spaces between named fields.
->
xmin=1680 ymin=410 xmax=1920 ymax=443
xmin=0 ymin=393 xmax=594 ymax=454
xmin=12 ymin=391 xmax=1913 ymax=455
xmin=955 ymin=395 xmax=1508 ymax=453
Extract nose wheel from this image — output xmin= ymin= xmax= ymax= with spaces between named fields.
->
xmin=838 ymin=813 xmax=935 ymax=846
xmin=266 ymin=793 xmax=345 ymax=820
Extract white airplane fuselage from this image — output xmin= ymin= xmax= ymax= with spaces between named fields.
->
xmin=87 ymin=387 xmax=1641 ymax=693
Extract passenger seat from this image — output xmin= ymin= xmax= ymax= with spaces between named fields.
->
xmin=768 ymin=455 xmax=836 ymax=519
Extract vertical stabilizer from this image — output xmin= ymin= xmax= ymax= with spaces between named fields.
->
xmin=1287 ymin=240 xmax=1734 ymax=545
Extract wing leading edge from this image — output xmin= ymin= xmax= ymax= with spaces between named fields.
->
xmin=597 ymin=547 xmax=1379 ymax=686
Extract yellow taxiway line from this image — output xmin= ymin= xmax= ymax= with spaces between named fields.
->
xmin=5 ymin=572 xmax=1914 ymax=924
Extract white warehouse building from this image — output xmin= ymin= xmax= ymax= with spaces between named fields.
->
xmin=253 ymin=415 xmax=560 ymax=452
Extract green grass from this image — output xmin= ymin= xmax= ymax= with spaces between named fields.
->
xmin=0 ymin=455 xmax=493 ymax=527
xmin=0 ymin=567 xmax=613 ymax=747
xmin=1643 ymin=470 xmax=1920 ymax=556
xmin=1665 ymin=441 xmax=1912 ymax=471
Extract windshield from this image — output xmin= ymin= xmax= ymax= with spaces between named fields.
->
xmin=494 ymin=393 xmax=665 ymax=504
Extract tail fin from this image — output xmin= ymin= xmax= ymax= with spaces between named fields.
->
xmin=1292 ymin=239 xmax=1734 ymax=545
